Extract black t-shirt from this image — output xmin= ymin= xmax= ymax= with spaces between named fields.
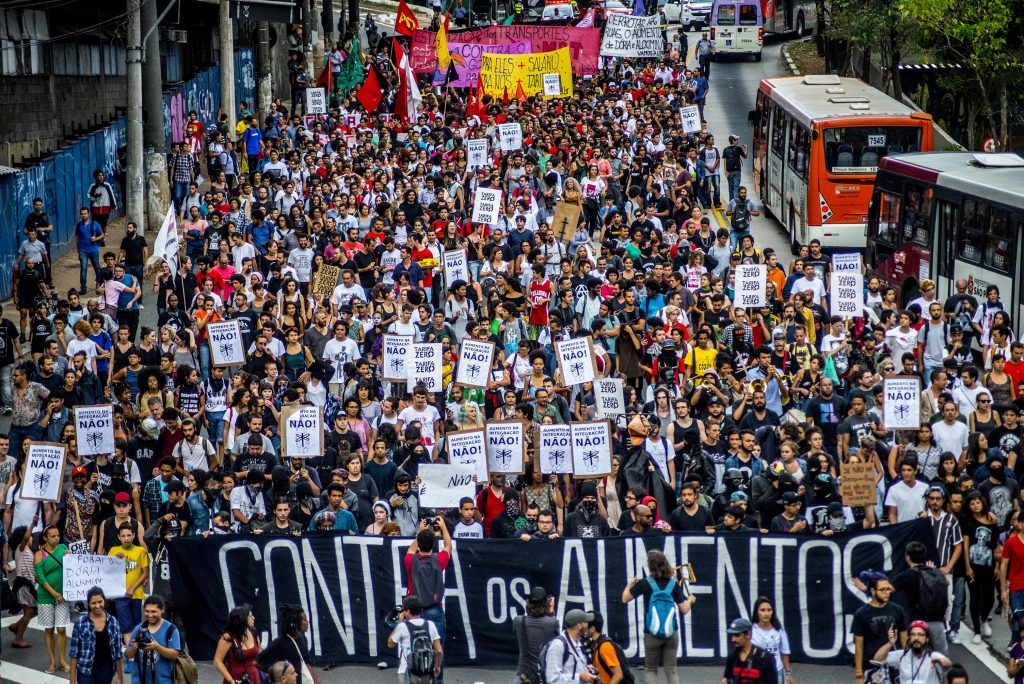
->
xmin=723 ymin=646 xmax=777 ymax=684
xmin=157 ymin=500 xmax=193 ymax=528
xmin=228 ymin=309 xmax=260 ymax=348
xmin=805 ymin=395 xmax=848 ymax=450
xmin=235 ymin=451 xmax=279 ymax=476
xmin=353 ymin=250 xmax=377 ymax=290
xmin=119 ymin=234 xmax=148 ymax=267
xmin=804 ymin=254 xmax=831 ymax=282
xmin=837 ymin=414 xmax=879 ymax=451
xmin=851 ymin=602 xmax=908 ymax=664
xmin=669 ymin=504 xmax=713 ymax=532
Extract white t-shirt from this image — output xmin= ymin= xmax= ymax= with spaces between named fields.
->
xmin=789 ymin=276 xmax=827 ymax=305
xmin=397 ymin=405 xmax=443 ymax=450
xmin=229 ymin=485 xmax=267 ymax=528
xmin=885 ymin=327 xmax=918 ymax=367
xmin=750 ymin=625 xmax=791 ymax=674
xmin=931 ymin=420 xmax=969 ymax=458
xmin=644 ymin=436 xmax=672 ymax=484
xmin=390 ymin=618 xmax=440 ymax=675
xmin=884 ymin=480 xmax=930 ymax=522
xmin=952 ymin=382 xmax=985 ymax=416
xmin=453 ymin=521 xmax=484 ymax=539
xmin=331 ymin=282 xmax=365 ymax=309
xmin=379 ymin=248 xmax=402 ymax=283
xmin=5 ymin=482 xmax=43 ymax=534
xmin=884 ymin=649 xmax=947 ymax=684
xmin=286 ymin=248 xmax=315 ymax=283
xmin=323 ymin=337 xmax=362 ymax=383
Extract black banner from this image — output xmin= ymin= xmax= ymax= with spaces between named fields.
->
xmin=168 ymin=524 xmax=929 ymax=665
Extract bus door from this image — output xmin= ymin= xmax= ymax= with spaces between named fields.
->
xmin=951 ymin=198 xmax=1018 ymax=327
xmin=767 ymin=105 xmax=788 ymax=235
xmin=932 ymin=198 xmax=960 ymax=304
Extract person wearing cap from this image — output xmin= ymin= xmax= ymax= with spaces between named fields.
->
xmin=95 ymin=490 xmax=146 ymax=555
xmin=872 ymin=619 xmax=951 ymax=684
xmin=540 ymin=608 xmax=597 ymax=684
xmin=404 ymin=516 xmax=452 ymax=683
xmin=107 ymin=521 xmax=150 ymax=646
xmin=564 ymin=482 xmax=610 ymax=538
xmin=851 ymin=570 xmax=907 ymax=684
xmin=769 ymin=491 xmax=808 ymax=534
xmin=386 ymin=595 xmax=443 ymax=684
xmin=722 ymin=617 xmax=777 ymax=683
xmin=513 ymin=587 xmax=558 ymax=684
xmin=64 ymin=464 xmax=99 ymax=552
xmin=156 ymin=477 xmax=191 ymax=536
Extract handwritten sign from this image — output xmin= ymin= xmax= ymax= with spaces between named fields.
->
xmin=63 ymin=554 xmax=126 ymax=601
xmin=407 ymin=342 xmax=443 ymax=393
xmin=486 ymin=421 xmax=525 ymax=475
xmin=23 ymin=442 xmax=67 ymax=501
xmin=839 ymin=462 xmax=878 ymax=507
xmin=594 ymin=378 xmax=626 ymax=418
xmin=883 ymin=376 xmax=922 ymax=430
xmin=382 ymin=334 xmax=413 ymax=382
xmin=312 ymin=264 xmax=342 ymax=303
xmin=418 ymin=464 xmax=477 ymax=509
xmin=555 ymin=337 xmax=596 ymax=386
xmin=305 ymin=88 xmax=327 ymax=114
xmin=471 ymin=187 xmax=503 ymax=225
xmin=570 ymin=421 xmax=613 ymax=477
xmin=207 ymin=320 xmax=245 ymax=367
xmin=537 ymin=424 xmax=573 ymax=474
xmin=543 ymin=73 xmax=561 ymax=97
xmin=74 ymin=405 xmax=115 ymax=457
xmin=443 ymin=249 xmax=469 ymax=287
xmin=498 ymin=123 xmax=523 ymax=152
xmin=735 ymin=264 xmax=767 ymax=309
xmin=599 ymin=14 xmax=663 ymax=58
xmin=467 ymin=138 xmax=489 ymax=170
xmin=831 ymin=270 xmax=863 ymax=319
xmin=680 ymin=105 xmax=701 ymax=134
xmin=455 ymin=339 xmax=496 ymax=389
xmin=280 ymin=405 xmax=324 ymax=458
xmin=447 ymin=428 xmax=487 ymax=481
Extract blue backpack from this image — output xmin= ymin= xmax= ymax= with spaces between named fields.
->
xmin=644 ymin=577 xmax=679 ymax=639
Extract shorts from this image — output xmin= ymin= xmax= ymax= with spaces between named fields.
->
xmin=114 ymin=597 xmax=142 ymax=635
xmin=37 ymin=601 xmax=71 ymax=628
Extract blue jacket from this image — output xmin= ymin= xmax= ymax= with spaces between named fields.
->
xmin=186 ymin=491 xmax=222 ymax=535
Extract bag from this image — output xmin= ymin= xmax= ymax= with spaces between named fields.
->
xmin=914 ymin=566 xmax=949 ymax=621
xmin=729 ymin=200 xmax=750 ymax=231
xmin=538 ymin=635 xmax=571 ymax=684
xmin=595 ymin=635 xmax=635 ymax=684
xmin=644 ymin=577 xmax=679 ymax=638
xmin=409 ymin=553 xmax=445 ymax=610
xmin=723 ymin=146 xmax=741 ymax=173
xmin=407 ymin=620 xmax=436 ymax=678
xmin=166 ymin=624 xmax=199 ymax=684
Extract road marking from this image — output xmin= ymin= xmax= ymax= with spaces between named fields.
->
xmin=0 ymin=661 xmax=67 ymax=684
xmin=957 ymin=625 xmax=1012 ymax=680
xmin=2 ymin=614 xmax=43 ymax=631
xmin=710 ymin=202 xmax=729 ymax=231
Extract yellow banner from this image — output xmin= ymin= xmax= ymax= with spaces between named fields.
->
xmin=479 ymin=46 xmax=574 ymax=99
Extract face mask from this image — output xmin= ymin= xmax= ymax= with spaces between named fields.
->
xmin=991 ymin=467 xmax=1007 ymax=483
xmin=582 ymin=501 xmax=597 ymax=516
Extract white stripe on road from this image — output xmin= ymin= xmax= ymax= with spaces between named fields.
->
xmin=956 ymin=626 xmax=1010 ymax=680
xmin=0 ymin=661 xmax=68 ymax=684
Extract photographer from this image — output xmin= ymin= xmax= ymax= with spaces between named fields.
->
xmin=124 ymin=595 xmax=181 ymax=684
xmin=213 ymin=606 xmax=262 ymax=684
xmin=404 ymin=516 xmax=452 ymax=684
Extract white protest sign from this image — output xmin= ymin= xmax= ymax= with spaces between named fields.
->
xmin=570 ymin=421 xmax=613 ymax=477
xmin=467 ymin=138 xmax=489 ymax=170
xmin=537 ymin=424 xmax=573 ymax=474
xmin=594 ymin=378 xmax=626 ymax=418
xmin=883 ymin=377 xmax=922 ymax=430
xmin=599 ymin=14 xmax=663 ymax=58
xmin=382 ymin=334 xmax=413 ymax=382
xmin=680 ymin=105 xmax=701 ymax=134
xmin=832 ymin=253 xmax=862 ymax=273
xmin=486 ymin=421 xmax=525 ymax=475
xmin=306 ymin=88 xmax=327 ymax=114
xmin=543 ymin=73 xmax=561 ymax=97
xmin=407 ymin=343 xmax=443 ymax=393
xmin=831 ymin=270 xmax=864 ymax=319
xmin=498 ymin=123 xmax=523 ymax=151
xmin=207 ymin=320 xmax=246 ymax=367
xmin=280 ymin=405 xmax=324 ymax=458
xmin=471 ymin=187 xmax=503 ymax=225
xmin=555 ymin=337 xmax=596 ymax=385
xmin=23 ymin=442 xmax=67 ymax=501
xmin=735 ymin=263 xmax=767 ymax=308
xmin=455 ymin=339 xmax=496 ymax=389
xmin=443 ymin=249 xmax=469 ymax=287
xmin=446 ymin=429 xmax=487 ymax=481
xmin=74 ymin=405 xmax=115 ymax=457
xmin=63 ymin=554 xmax=126 ymax=601
xmin=418 ymin=464 xmax=476 ymax=509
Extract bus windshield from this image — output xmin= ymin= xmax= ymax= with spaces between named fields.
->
xmin=823 ymin=126 xmax=923 ymax=174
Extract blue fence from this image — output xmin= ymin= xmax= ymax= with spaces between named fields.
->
xmin=0 ymin=49 xmax=255 ymax=301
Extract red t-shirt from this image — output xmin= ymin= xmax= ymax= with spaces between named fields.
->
xmin=404 ymin=550 xmax=451 ymax=596
xmin=1006 ymin=360 xmax=1024 ymax=398
xmin=1003 ymin=533 xmax=1024 ymax=592
xmin=412 ymin=247 xmax=435 ymax=287
xmin=476 ymin=486 xmax=509 ymax=537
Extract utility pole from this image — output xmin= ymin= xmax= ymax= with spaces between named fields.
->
xmin=220 ymin=0 xmax=236 ymax=135
xmin=257 ymin=22 xmax=272 ymax=122
xmin=126 ymin=0 xmax=144 ymax=228
xmin=141 ymin=0 xmax=167 ymax=235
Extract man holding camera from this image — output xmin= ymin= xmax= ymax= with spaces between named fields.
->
xmin=405 ymin=517 xmax=452 ymax=684
xmin=124 ymin=594 xmax=180 ymax=684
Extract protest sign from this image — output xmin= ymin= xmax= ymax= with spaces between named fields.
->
xmin=74 ymin=405 xmax=115 ymax=457
xmin=382 ymin=334 xmax=413 ymax=381
xmin=472 ymin=187 xmax=503 ymax=224
xmin=305 ymin=88 xmax=327 ymax=114
xmin=593 ymin=378 xmax=626 ymax=418
xmin=207 ymin=320 xmax=246 ymax=367
xmin=412 ymin=27 xmax=600 ymax=76
xmin=735 ymin=264 xmax=767 ymax=308
xmin=407 ymin=343 xmax=443 ymax=393
xmin=479 ymin=47 xmax=574 ymax=98
xmin=680 ymin=105 xmax=701 ymax=134
xmin=832 ymin=253 xmax=862 ymax=272
xmin=467 ymin=138 xmax=489 ymax=170
xmin=840 ymin=462 xmax=878 ymax=507
xmin=831 ymin=270 xmax=864 ymax=319
xmin=430 ymin=40 xmax=532 ymax=88
xmin=443 ymin=249 xmax=469 ymax=287
xmin=555 ymin=337 xmax=597 ymax=385
xmin=280 ymin=405 xmax=324 ymax=458
xmin=418 ymin=464 xmax=477 ymax=509
xmin=455 ymin=339 xmax=496 ymax=389
xmin=537 ymin=424 xmax=573 ymax=474
xmin=599 ymin=14 xmax=662 ymax=58
xmin=570 ymin=421 xmax=613 ymax=477
xmin=543 ymin=73 xmax=561 ymax=97
xmin=446 ymin=429 xmax=487 ymax=481
xmin=23 ymin=442 xmax=66 ymax=501
xmin=63 ymin=554 xmax=126 ymax=601
xmin=498 ymin=123 xmax=523 ymax=152
xmin=883 ymin=376 xmax=922 ymax=430
xmin=551 ymin=201 xmax=584 ymax=242
xmin=312 ymin=263 xmax=341 ymax=303
xmin=486 ymin=421 xmax=525 ymax=475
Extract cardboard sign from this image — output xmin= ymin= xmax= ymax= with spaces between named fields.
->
xmin=680 ymin=105 xmax=701 ymax=134
xmin=551 ymin=201 xmax=584 ymax=242
xmin=570 ymin=421 xmax=613 ymax=477
xmin=883 ymin=376 xmax=922 ymax=430
xmin=471 ymin=187 xmax=503 ymax=225
xmin=735 ymin=264 xmax=767 ymax=309
xmin=63 ymin=554 xmax=126 ymax=601
xmin=74 ymin=405 xmax=115 ymax=457
xmin=599 ymin=14 xmax=663 ymax=58
xmin=498 ymin=123 xmax=523 ymax=151
xmin=280 ymin=404 xmax=324 ymax=458
xmin=543 ymin=73 xmax=561 ymax=97
xmin=537 ymin=424 xmax=573 ymax=474
xmin=418 ymin=464 xmax=477 ymax=509
xmin=382 ymin=334 xmax=413 ymax=382
xmin=306 ymin=88 xmax=327 ymax=114
xmin=455 ymin=339 xmax=496 ymax=389
xmin=832 ymin=253 xmax=861 ymax=273
xmin=467 ymin=138 xmax=489 ymax=171
xmin=555 ymin=337 xmax=597 ymax=386
xmin=831 ymin=270 xmax=864 ymax=319
xmin=443 ymin=249 xmax=469 ymax=287
xmin=207 ymin=320 xmax=246 ymax=367
xmin=840 ymin=462 xmax=878 ymax=507
xmin=407 ymin=342 xmax=443 ymax=393
xmin=312 ymin=263 xmax=342 ymax=303
xmin=594 ymin=378 xmax=626 ymax=418
xmin=22 ymin=442 xmax=67 ymax=501
xmin=446 ymin=428 xmax=488 ymax=481
xmin=486 ymin=421 xmax=525 ymax=475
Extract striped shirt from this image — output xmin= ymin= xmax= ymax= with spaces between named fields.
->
xmin=926 ymin=511 xmax=963 ymax=567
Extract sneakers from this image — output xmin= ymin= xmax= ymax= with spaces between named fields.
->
xmin=948 ymin=630 xmax=962 ymax=645
xmin=972 ymin=633 xmax=982 ymax=644
xmin=981 ymin=622 xmax=993 ymax=637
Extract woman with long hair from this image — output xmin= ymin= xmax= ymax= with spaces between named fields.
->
xmin=69 ymin=587 xmax=124 ymax=684
xmin=35 ymin=524 xmax=70 ymax=673
xmin=969 ymin=390 xmax=1000 ymax=436
xmin=897 ymin=424 xmax=943 ymax=482
xmin=750 ymin=596 xmax=794 ymax=684
xmin=255 ymin=604 xmax=314 ymax=683
xmin=521 ymin=460 xmax=565 ymax=534
xmin=213 ymin=605 xmax=263 ymax=684
xmin=963 ymin=490 xmax=999 ymax=644
xmin=8 ymin=525 xmax=36 ymax=649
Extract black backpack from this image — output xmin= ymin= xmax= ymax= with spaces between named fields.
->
xmin=913 ymin=566 xmax=949 ymax=621
xmin=723 ymin=145 xmax=742 ymax=173
xmin=407 ymin=620 xmax=436 ymax=678
xmin=595 ymin=635 xmax=635 ymax=684
xmin=409 ymin=553 xmax=445 ymax=610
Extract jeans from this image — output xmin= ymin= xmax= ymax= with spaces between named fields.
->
xmin=949 ymin=575 xmax=966 ymax=633
xmin=924 ymin=364 xmax=943 ymax=389
xmin=79 ymin=250 xmax=101 ymax=292
xmin=698 ymin=53 xmax=710 ymax=78
xmin=207 ymin=412 xmax=225 ymax=446
xmin=422 ymin=605 xmax=446 ymax=684
xmin=172 ymin=181 xmax=190 ymax=211
xmin=199 ymin=342 xmax=211 ymax=383
xmin=702 ymin=173 xmax=721 ymax=207
xmin=9 ymin=424 xmax=41 ymax=461
xmin=1008 ymin=589 xmax=1024 ymax=631
xmin=643 ymin=631 xmax=679 ymax=684
xmin=727 ymin=171 xmax=742 ymax=203
xmin=729 ymin=229 xmax=752 ymax=253
xmin=0 ymin=362 xmax=13 ymax=408
xmin=77 ymin=660 xmax=115 ymax=684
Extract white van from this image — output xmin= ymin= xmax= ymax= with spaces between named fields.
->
xmin=709 ymin=0 xmax=763 ymax=61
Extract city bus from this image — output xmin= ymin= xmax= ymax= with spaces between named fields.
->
xmin=865 ymin=152 xmax=1024 ymax=316
xmin=748 ymin=75 xmax=934 ymax=251
xmin=761 ymin=0 xmax=815 ymax=35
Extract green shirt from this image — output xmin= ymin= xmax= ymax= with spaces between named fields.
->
xmin=35 ymin=544 xmax=67 ymax=605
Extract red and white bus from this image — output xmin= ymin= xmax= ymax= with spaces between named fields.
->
xmin=749 ymin=75 xmax=934 ymax=251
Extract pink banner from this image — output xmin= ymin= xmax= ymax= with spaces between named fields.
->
xmin=432 ymin=40 xmax=532 ymax=88
xmin=411 ymin=25 xmax=601 ymax=76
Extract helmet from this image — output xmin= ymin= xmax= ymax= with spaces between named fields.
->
xmin=768 ymin=461 xmax=785 ymax=479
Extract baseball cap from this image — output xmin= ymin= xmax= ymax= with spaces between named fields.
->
xmin=827 ymin=501 xmax=845 ymax=516
xmin=529 ymin=586 xmax=549 ymax=603
xmin=730 ymin=491 xmax=749 ymax=502
xmin=778 ymin=491 xmax=800 ymax=505
xmin=707 ymin=396 xmax=724 ymax=406
xmin=141 ymin=417 xmax=161 ymax=439
xmin=564 ymin=609 xmax=594 ymax=627
xmin=114 ymin=492 xmax=131 ymax=504
xmin=71 ymin=466 xmax=88 ymax=479
xmin=726 ymin=617 xmax=752 ymax=634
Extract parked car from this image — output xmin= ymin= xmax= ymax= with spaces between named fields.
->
xmin=601 ymin=0 xmax=633 ymax=15
xmin=664 ymin=0 xmax=712 ymax=29
xmin=540 ymin=2 xmax=578 ymax=21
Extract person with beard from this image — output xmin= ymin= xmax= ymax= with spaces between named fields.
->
xmin=851 ymin=570 xmax=908 ymax=684
xmin=804 ymin=377 xmax=847 ymax=459
xmin=563 ymin=482 xmax=610 ymax=538
xmin=669 ymin=482 xmax=714 ymax=532
xmin=977 ymin=451 xmax=1021 ymax=529
xmin=725 ymin=431 xmax=765 ymax=485
xmin=713 ymin=505 xmax=754 ymax=532
xmin=873 ymin=620 xmax=951 ymax=684
xmin=989 ymin=405 xmax=1024 ymax=478
xmin=770 ymin=490 xmax=809 ymax=533
xmin=493 ymin=495 xmax=529 ymax=539
xmin=615 ymin=486 xmax=648 ymax=531
xmin=736 ymin=389 xmax=780 ymax=433
xmin=620 ymin=504 xmax=662 ymax=537
xmin=885 ymin=455 xmax=930 ymax=524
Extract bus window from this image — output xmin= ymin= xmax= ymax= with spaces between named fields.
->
xmin=716 ymin=4 xmax=736 ymax=23
xmin=875 ymin=191 xmax=901 ymax=245
xmin=787 ymin=119 xmax=810 ymax=179
xmin=771 ymin=109 xmax=787 ymax=157
xmin=757 ymin=95 xmax=770 ymax=143
xmin=822 ymin=126 xmax=924 ymax=174
xmin=957 ymin=198 xmax=987 ymax=265
xmin=985 ymin=206 xmax=1014 ymax=273
xmin=935 ymin=200 xmax=958 ymax=279
xmin=739 ymin=4 xmax=758 ymax=24
xmin=903 ymin=184 xmax=932 ymax=245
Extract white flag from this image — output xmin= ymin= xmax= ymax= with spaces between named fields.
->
xmin=149 ymin=204 xmax=179 ymax=274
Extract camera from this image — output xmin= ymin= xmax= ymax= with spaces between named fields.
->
xmin=135 ymin=630 xmax=152 ymax=648
xmin=384 ymin=604 xmax=404 ymax=628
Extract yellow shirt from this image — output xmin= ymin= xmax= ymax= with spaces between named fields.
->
xmin=108 ymin=544 xmax=149 ymax=599
xmin=687 ymin=345 xmax=718 ymax=380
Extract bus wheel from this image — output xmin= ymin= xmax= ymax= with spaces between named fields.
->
xmin=754 ymin=52 xmax=762 ymax=62
xmin=795 ymin=12 xmax=805 ymax=37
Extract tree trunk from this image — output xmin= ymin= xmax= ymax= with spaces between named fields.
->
xmin=999 ymin=73 xmax=1008 ymax=151
xmin=966 ymin=98 xmax=977 ymax=150
xmin=889 ymin=39 xmax=902 ymax=100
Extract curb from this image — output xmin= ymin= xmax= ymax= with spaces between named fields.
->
xmin=781 ymin=41 xmax=801 ymax=75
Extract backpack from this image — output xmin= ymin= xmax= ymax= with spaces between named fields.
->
xmin=913 ymin=566 xmax=949 ymax=621
xmin=165 ymin=623 xmax=199 ymax=684
xmin=595 ymin=635 xmax=635 ymax=684
xmin=538 ymin=635 xmax=572 ymax=684
xmin=644 ymin=577 xmax=679 ymax=638
xmin=723 ymin=145 xmax=742 ymax=173
xmin=730 ymin=200 xmax=751 ymax=231
xmin=409 ymin=553 xmax=445 ymax=610
xmin=406 ymin=620 xmax=437 ymax=678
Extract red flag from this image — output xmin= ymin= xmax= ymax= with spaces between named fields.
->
xmin=395 ymin=0 xmax=419 ymax=37
xmin=515 ymin=80 xmax=526 ymax=102
xmin=314 ymin=54 xmax=333 ymax=91
xmin=502 ymin=85 xmax=510 ymax=104
xmin=355 ymin=66 xmax=383 ymax=113
xmin=476 ymin=79 xmax=487 ymax=120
